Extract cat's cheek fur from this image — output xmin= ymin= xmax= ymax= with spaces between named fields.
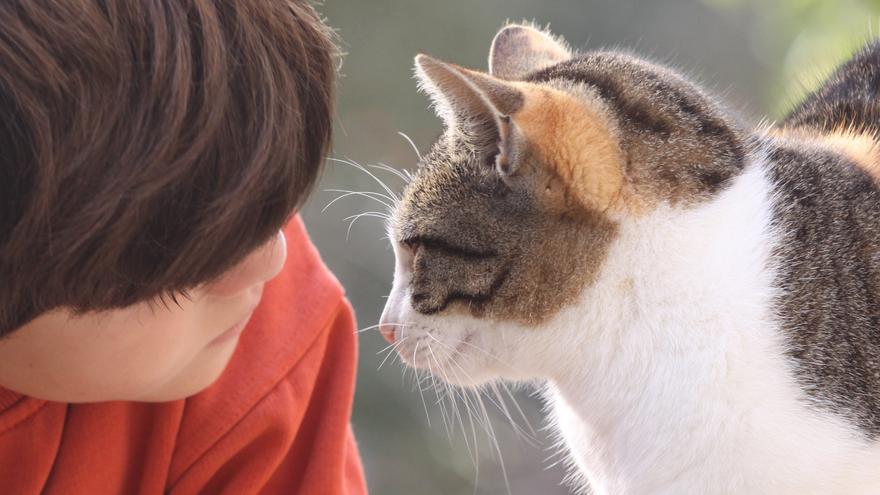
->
xmin=381 ymin=285 xmax=503 ymax=386
xmin=382 ymin=242 xmax=545 ymax=386
xmin=381 ymin=243 xmax=474 ymax=382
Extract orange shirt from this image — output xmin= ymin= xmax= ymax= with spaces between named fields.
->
xmin=0 ymin=217 xmax=368 ymax=494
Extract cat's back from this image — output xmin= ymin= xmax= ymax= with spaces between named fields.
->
xmin=759 ymin=41 xmax=880 ymax=436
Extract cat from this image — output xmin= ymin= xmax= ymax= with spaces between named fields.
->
xmin=379 ymin=22 xmax=880 ymax=494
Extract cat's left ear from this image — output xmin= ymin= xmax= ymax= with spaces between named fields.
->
xmin=415 ymin=54 xmax=525 ymax=175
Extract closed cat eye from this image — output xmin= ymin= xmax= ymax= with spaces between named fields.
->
xmin=400 ymin=235 xmax=496 ymax=260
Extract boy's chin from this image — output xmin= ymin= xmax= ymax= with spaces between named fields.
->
xmin=133 ymin=342 xmax=238 ymax=402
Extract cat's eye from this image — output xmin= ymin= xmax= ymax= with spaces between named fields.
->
xmin=400 ymin=235 xmax=497 ymax=260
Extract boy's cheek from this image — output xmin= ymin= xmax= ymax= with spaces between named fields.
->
xmin=0 ymin=300 xmax=237 ymax=402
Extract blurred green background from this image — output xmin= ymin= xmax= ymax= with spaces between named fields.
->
xmin=301 ymin=1 xmax=880 ymax=493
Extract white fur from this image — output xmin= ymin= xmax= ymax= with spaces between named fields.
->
xmin=381 ymin=159 xmax=880 ymax=494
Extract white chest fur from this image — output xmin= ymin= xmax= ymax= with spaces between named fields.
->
xmin=536 ymin=162 xmax=880 ymax=494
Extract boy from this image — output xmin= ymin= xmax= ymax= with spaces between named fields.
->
xmin=0 ymin=1 xmax=367 ymax=493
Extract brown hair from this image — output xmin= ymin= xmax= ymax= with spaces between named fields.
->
xmin=0 ymin=0 xmax=337 ymax=334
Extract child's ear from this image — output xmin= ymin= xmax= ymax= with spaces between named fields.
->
xmin=489 ymin=24 xmax=572 ymax=80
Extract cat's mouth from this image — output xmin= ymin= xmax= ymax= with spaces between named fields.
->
xmin=381 ymin=281 xmax=497 ymax=386
xmin=393 ymin=325 xmax=483 ymax=385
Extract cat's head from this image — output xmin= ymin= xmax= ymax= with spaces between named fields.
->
xmin=380 ymin=24 xmax=744 ymax=385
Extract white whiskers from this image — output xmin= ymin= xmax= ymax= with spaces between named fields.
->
xmin=323 ymin=155 xmax=410 ymax=239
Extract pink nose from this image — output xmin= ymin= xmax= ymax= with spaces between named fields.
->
xmin=380 ymin=290 xmax=404 ymax=344
xmin=379 ymin=323 xmax=395 ymax=344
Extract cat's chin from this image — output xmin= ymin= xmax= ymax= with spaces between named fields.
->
xmin=407 ymin=360 xmax=500 ymax=389
xmin=393 ymin=328 xmax=502 ymax=388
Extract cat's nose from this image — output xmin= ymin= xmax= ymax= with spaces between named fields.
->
xmin=378 ymin=321 xmax=396 ymax=344
xmin=380 ymin=289 xmax=406 ymax=344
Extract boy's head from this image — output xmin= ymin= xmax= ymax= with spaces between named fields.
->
xmin=0 ymin=0 xmax=336 ymax=401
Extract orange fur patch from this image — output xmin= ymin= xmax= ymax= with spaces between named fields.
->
xmin=776 ymin=127 xmax=880 ymax=180
xmin=512 ymin=86 xmax=626 ymax=212
xmin=821 ymin=130 xmax=880 ymax=179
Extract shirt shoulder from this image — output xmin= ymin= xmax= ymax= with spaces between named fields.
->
xmin=0 ymin=216 xmax=365 ymax=494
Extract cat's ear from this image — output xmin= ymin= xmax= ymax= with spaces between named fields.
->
xmin=415 ymin=54 xmax=523 ymax=126
xmin=415 ymin=54 xmax=524 ymax=174
xmin=489 ymin=24 xmax=571 ymax=80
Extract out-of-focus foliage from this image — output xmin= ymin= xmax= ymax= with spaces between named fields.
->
xmin=301 ymin=1 xmax=877 ymax=493
xmin=703 ymin=0 xmax=880 ymax=114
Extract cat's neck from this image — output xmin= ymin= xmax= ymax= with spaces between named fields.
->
xmin=527 ymin=157 xmax=880 ymax=494
xmin=540 ymin=159 xmax=778 ymax=383
xmin=537 ymin=159 xmax=789 ymax=491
